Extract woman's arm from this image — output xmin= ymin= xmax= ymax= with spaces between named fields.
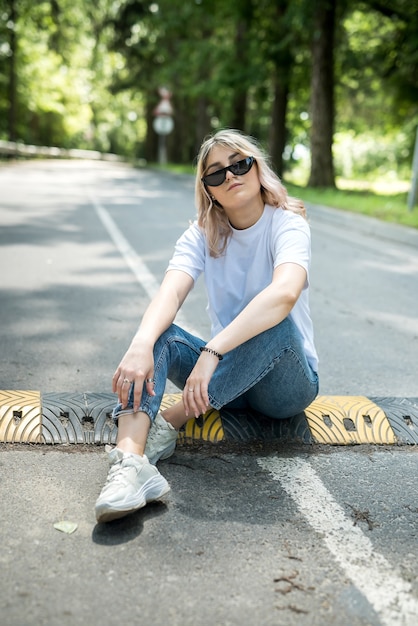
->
xmin=208 ymin=262 xmax=307 ymax=354
xmin=184 ymin=262 xmax=307 ymax=417
xmin=114 ymin=269 xmax=194 ymax=410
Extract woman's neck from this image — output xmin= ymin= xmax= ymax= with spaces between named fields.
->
xmin=227 ymin=197 xmax=265 ymax=230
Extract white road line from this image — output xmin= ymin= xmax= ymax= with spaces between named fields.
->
xmin=258 ymin=456 xmax=418 ymax=626
xmin=89 ymin=193 xmax=200 ymax=337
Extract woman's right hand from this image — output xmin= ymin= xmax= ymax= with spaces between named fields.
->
xmin=111 ymin=270 xmax=194 ymax=412
xmin=112 ymin=341 xmax=156 ymax=412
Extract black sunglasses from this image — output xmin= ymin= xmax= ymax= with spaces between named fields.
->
xmin=202 ymin=156 xmax=255 ymax=187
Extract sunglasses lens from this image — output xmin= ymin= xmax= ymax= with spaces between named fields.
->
xmin=231 ymin=157 xmax=253 ymax=175
xmin=202 ymin=156 xmax=254 ymax=187
xmin=204 ymin=171 xmax=225 ymax=186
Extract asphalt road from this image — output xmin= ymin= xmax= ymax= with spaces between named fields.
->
xmin=0 ymin=159 xmax=417 ymax=626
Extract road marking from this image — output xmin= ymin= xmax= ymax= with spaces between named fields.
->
xmin=89 ymin=193 xmax=161 ymax=298
xmin=89 ymin=193 xmax=200 ymax=337
xmin=258 ymin=456 xmax=418 ymax=626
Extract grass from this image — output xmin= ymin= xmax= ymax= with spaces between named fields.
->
xmin=284 ymin=181 xmax=418 ymax=229
xmin=148 ymin=161 xmax=418 ymax=230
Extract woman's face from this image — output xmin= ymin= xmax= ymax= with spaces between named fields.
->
xmin=203 ymin=144 xmax=264 ymax=227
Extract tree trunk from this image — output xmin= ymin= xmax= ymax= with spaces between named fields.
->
xmin=269 ymin=74 xmax=289 ymax=177
xmin=308 ymin=0 xmax=336 ymax=187
xmin=230 ymin=20 xmax=249 ymax=130
xmin=195 ymin=96 xmax=211 ymax=154
xmin=145 ymin=96 xmax=158 ymax=162
xmin=7 ymin=0 xmax=17 ymax=142
xmin=170 ymin=95 xmax=195 ymax=163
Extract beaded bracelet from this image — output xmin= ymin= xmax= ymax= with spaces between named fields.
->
xmin=199 ymin=346 xmax=224 ymax=361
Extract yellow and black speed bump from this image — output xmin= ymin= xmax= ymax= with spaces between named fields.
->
xmin=219 ymin=407 xmax=313 ymax=443
xmin=0 ymin=390 xmax=42 ymax=443
xmin=370 ymin=396 xmax=418 ymax=445
xmin=304 ymin=395 xmax=397 ymax=445
xmin=42 ymin=392 xmax=117 ymax=445
xmin=0 ymin=390 xmax=417 ymax=446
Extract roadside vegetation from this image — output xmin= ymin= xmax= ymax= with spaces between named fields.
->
xmin=151 ymin=161 xmax=417 ymax=229
xmin=285 ymin=183 xmax=417 ymax=229
xmin=1 ymin=0 xmax=417 ymax=218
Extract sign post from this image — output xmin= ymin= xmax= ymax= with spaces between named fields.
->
xmin=408 ymin=126 xmax=418 ymax=211
xmin=152 ymin=88 xmax=174 ymax=165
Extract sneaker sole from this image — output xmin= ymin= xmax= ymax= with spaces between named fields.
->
xmin=95 ymin=474 xmax=170 ymax=524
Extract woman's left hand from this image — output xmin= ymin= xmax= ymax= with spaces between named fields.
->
xmin=183 ymin=351 xmax=219 ymax=418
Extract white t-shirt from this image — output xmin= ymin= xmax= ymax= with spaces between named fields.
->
xmin=166 ymin=204 xmax=318 ymax=372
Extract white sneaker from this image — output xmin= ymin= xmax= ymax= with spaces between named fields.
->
xmin=95 ymin=447 xmax=170 ymax=523
xmin=144 ymin=413 xmax=178 ymax=465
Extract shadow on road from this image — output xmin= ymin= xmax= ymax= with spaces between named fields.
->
xmin=92 ymin=500 xmax=169 ymax=545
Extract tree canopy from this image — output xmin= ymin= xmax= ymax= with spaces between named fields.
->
xmin=0 ymin=0 xmax=416 ymax=186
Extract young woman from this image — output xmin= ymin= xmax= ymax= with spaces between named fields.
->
xmin=95 ymin=129 xmax=319 ymax=523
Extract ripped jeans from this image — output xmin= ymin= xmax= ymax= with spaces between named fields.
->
xmin=113 ymin=317 xmax=318 ymax=423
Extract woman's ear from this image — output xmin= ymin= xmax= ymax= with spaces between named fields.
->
xmin=211 ymin=196 xmax=223 ymax=208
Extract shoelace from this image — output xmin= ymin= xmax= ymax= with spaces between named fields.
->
xmin=105 ymin=459 xmax=134 ymax=486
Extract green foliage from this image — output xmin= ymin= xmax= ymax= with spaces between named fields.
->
xmin=337 ymin=3 xmax=417 ymax=133
xmin=0 ymin=0 xmax=142 ymax=150
xmin=334 ymin=129 xmax=414 ymax=180
xmin=0 ymin=0 xmax=416 ymax=189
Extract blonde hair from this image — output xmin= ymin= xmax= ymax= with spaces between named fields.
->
xmin=195 ymin=129 xmax=306 ymax=257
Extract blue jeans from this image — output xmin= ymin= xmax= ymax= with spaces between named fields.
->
xmin=113 ymin=317 xmax=319 ymax=423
